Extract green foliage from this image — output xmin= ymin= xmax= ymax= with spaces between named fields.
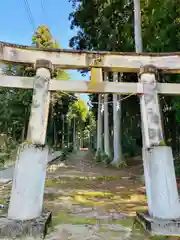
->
xmin=158 ymin=141 xmax=166 ymax=146
xmin=31 ymin=25 xmax=87 ymax=149
xmin=172 ymin=97 xmax=180 ymax=123
xmin=102 ymin=153 xmax=112 ymax=165
xmin=67 ymin=98 xmax=94 ymax=148
xmin=61 ymin=148 xmax=69 ymax=161
xmin=95 ymin=149 xmax=112 ymax=165
xmin=69 ymin=0 xmax=180 ymax=163
xmin=32 ymin=25 xmax=55 ymax=48
xmin=0 ymin=134 xmax=18 ymax=167
xmin=0 ymin=24 xmax=92 ymax=165
xmin=56 ymin=70 xmax=70 ymax=80
xmin=95 ymin=149 xmax=103 ymax=163
xmin=68 ymin=98 xmax=88 ymax=122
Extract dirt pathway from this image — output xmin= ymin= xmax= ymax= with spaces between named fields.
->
xmin=44 ymin=151 xmax=156 ymax=240
xmin=0 ymin=151 xmax=172 ymax=239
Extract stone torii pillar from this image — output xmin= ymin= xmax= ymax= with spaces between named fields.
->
xmin=137 ymin=65 xmax=180 ymax=235
xmin=6 ymin=60 xmax=52 ymax=238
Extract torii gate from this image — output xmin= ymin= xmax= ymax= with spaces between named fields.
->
xmin=0 ymin=42 xmax=180 ymax=237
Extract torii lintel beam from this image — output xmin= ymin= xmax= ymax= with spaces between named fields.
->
xmin=1 ymin=42 xmax=180 ymax=73
xmin=0 ymin=75 xmax=180 ymax=95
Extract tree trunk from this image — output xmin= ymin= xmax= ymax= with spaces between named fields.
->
xmin=96 ymin=94 xmax=103 ymax=152
xmin=21 ymin=123 xmax=26 ymax=142
xmin=133 ymin=0 xmax=153 ymax=213
xmin=104 ymin=72 xmax=110 ymax=157
xmin=73 ymin=117 xmax=76 ymax=150
xmin=112 ymin=72 xmax=122 ymax=165
xmin=62 ymin=115 xmax=64 ymax=149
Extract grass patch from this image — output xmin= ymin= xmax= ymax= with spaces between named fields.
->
xmin=73 ymin=195 xmax=104 ymax=206
xmin=0 ymin=199 xmax=5 ymax=204
xmin=46 ymin=175 xmax=124 ymax=186
xmin=116 ymin=217 xmax=134 ymax=227
xmin=45 ymin=178 xmax=93 ymax=190
xmin=45 ymin=179 xmax=59 ymax=187
xmin=150 ymin=237 xmax=168 ymax=240
xmin=53 ymin=211 xmax=97 ymax=226
xmin=71 ymin=191 xmax=147 ymax=212
xmin=95 ymin=176 xmax=123 ymax=181
xmin=75 ymin=191 xmax=114 ymax=198
xmin=53 ymin=211 xmax=135 ymax=227
xmin=72 ymin=191 xmax=116 ymax=206
xmin=45 ymin=179 xmax=70 ymax=187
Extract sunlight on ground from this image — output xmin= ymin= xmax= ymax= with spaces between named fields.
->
xmin=0 ymin=152 xmax=176 ymax=240
xmin=45 ymin=176 xmax=148 ymax=217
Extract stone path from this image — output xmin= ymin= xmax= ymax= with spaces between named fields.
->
xmin=0 ymin=151 xmax=172 ymax=239
xmin=44 ymin=151 xmax=159 ymax=240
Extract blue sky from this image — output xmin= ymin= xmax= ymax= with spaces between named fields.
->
xmin=0 ymin=0 xmax=89 ymax=103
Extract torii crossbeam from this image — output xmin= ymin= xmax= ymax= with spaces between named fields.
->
xmin=0 ymin=42 xmax=180 ymax=95
xmin=0 ymin=41 xmax=180 ymax=238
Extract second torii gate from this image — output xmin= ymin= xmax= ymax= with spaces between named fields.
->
xmin=0 ymin=42 xmax=180 ymax=237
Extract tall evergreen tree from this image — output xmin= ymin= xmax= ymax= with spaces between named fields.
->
xmin=69 ymin=0 xmax=180 ymax=161
xmin=0 ymin=25 xmax=91 ymax=160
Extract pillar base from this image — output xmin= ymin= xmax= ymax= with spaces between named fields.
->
xmin=147 ymin=146 xmax=180 ymax=219
xmin=136 ymin=212 xmax=180 ymax=236
xmin=8 ymin=143 xmax=49 ymax=220
xmin=0 ymin=210 xmax=51 ymax=239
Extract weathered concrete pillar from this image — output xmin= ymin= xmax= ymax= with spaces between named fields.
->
xmin=139 ymin=65 xmax=180 ymax=219
xmin=142 ymin=147 xmax=153 ymax=216
xmin=96 ymin=94 xmax=103 ymax=152
xmin=149 ymin=146 xmax=180 ymax=219
xmin=104 ymin=72 xmax=110 ymax=157
xmin=8 ymin=59 xmax=52 ymax=220
xmin=112 ymin=72 xmax=122 ymax=165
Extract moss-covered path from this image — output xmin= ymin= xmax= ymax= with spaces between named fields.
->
xmin=0 ymin=151 xmax=175 ymax=239
xmin=45 ymin=151 xmax=168 ymax=240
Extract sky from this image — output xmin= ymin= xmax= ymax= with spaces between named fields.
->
xmin=0 ymin=0 xmax=89 ymax=104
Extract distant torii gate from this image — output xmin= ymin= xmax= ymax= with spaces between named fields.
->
xmin=1 ymin=42 xmax=180 ymax=236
